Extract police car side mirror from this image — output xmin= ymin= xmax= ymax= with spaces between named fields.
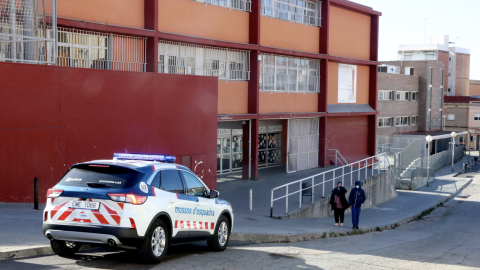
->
xmin=209 ymin=190 xmax=219 ymax=199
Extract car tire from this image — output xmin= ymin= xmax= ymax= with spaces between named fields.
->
xmin=207 ymin=215 xmax=230 ymax=252
xmin=50 ymin=240 xmax=82 ymax=257
xmin=137 ymin=219 xmax=169 ymax=264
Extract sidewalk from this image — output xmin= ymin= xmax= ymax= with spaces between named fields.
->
xmin=0 ymin=155 xmax=475 ymax=260
xmin=228 ymin=155 xmax=475 ymax=242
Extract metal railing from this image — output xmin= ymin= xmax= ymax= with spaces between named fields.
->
xmin=270 ymin=152 xmax=395 ymax=217
xmin=327 ymin=149 xmax=348 ymax=166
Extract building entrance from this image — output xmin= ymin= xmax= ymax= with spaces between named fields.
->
xmin=217 ymin=126 xmax=243 ymax=174
xmin=258 ymin=120 xmax=283 ymax=168
xmin=287 ymin=118 xmax=320 ymax=172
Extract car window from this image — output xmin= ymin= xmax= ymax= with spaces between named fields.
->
xmin=181 ymin=171 xmax=208 ymax=197
xmin=150 ymin=171 xmax=160 ymax=189
xmin=58 ymin=165 xmax=144 ymax=189
xmin=160 ymin=170 xmax=184 ymax=194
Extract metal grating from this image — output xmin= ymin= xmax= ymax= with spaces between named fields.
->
xmin=182 ymin=156 xmax=192 ymax=169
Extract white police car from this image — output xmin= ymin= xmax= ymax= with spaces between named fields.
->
xmin=42 ymin=153 xmax=233 ymax=263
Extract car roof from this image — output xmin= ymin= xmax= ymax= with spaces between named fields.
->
xmin=80 ymin=159 xmax=192 ymax=173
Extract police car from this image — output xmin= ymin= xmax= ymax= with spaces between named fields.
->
xmin=42 ymin=153 xmax=233 ymax=263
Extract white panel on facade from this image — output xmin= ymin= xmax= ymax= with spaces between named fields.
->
xmin=287 ymin=118 xmax=320 ymax=172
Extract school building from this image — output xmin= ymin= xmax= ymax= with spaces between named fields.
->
xmin=0 ymin=0 xmax=381 ymax=202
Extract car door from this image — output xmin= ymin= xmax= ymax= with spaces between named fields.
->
xmin=180 ymin=170 xmax=219 ymax=241
xmin=159 ymin=169 xmax=194 ymax=243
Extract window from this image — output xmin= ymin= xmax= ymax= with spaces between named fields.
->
xmin=439 ymin=89 xmax=442 ymax=108
xmin=160 ymin=170 xmax=184 ymax=194
xmin=411 ymin=116 xmax=417 ymax=125
xmin=428 ymin=87 xmax=432 ymax=108
xmin=405 ymin=67 xmax=414 ymax=75
xmin=194 ymin=0 xmax=252 ymax=12
xmin=447 ymin=114 xmax=455 ymax=120
xmin=396 ymin=91 xmax=410 ymax=101
xmin=57 ymin=165 xmax=144 ymax=189
xmin=378 ymin=117 xmax=392 ymax=128
xmin=412 ymin=92 xmax=419 ymax=101
xmin=427 ymin=111 xmax=431 ymax=130
xmin=439 ymin=111 xmax=442 ymax=128
xmin=440 ymin=69 xmax=444 ymax=86
xmin=474 ymin=113 xmax=480 ymax=121
xmin=378 ymin=90 xmax=394 ymax=100
xmin=378 ymin=66 xmax=388 ymax=73
xmin=261 ymin=0 xmax=321 ymax=27
xmin=181 ymin=171 xmax=208 ymax=197
xmin=396 ymin=116 xmax=409 ymax=126
xmin=429 ymin=68 xmax=433 ymax=85
xmin=260 ymin=54 xmax=320 ymax=93
xmin=158 ymin=41 xmax=250 ymax=81
xmin=151 ymin=172 xmax=160 ymax=189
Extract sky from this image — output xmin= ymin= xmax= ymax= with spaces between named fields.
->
xmin=351 ymin=0 xmax=480 ymax=79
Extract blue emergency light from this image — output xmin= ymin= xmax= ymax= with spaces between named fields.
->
xmin=113 ymin=153 xmax=176 ymax=163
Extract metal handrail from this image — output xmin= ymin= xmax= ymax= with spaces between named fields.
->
xmin=270 ymin=152 xmax=394 ymax=217
xmin=327 ymin=149 xmax=348 ymax=166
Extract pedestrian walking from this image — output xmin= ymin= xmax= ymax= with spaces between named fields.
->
xmin=349 ymin=181 xmax=366 ymax=230
xmin=330 ymin=182 xmax=349 ymax=226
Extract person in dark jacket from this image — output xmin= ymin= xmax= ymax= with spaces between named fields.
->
xmin=330 ymin=182 xmax=349 ymax=226
xmin=349 ymin=181 xmax=367 ymax=229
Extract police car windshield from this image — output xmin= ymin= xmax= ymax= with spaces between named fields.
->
xmin=58 ymin=164 xmax=144 ymax=189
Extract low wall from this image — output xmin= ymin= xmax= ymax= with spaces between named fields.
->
xmin=283 ymin=171 xmax=398 ymax=219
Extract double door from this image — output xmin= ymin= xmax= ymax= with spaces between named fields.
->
xmin=217 ymin=130 xmax=243 ymax=174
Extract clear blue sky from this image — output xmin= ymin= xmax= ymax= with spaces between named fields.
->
xmin=352 ymin=0 xmax=480 ymax=79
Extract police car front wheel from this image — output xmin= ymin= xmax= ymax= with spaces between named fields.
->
xmin=208 ymin=215 xmax=230 ymax=251
xmin=137 ymin=219 xmax=169 ymax=263
xmin=50 ymin=240 xmax=82 ymax=257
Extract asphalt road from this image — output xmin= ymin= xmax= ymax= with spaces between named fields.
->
xmin=2 ymin=178 xmax=480 ymax=270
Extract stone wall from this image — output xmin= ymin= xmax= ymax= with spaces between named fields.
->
xmin=283 ymin=171 xmax=398 ymax=219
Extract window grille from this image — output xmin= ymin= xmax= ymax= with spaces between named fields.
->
xmin=158 ymin=40 xmax=250 ymax=81
xmin=261 ymin=0 xmax=322 ymax=27
xmin=55 ymin=28 xmax=146 ymax=72
xmin=260 ymin=53 xmax=320 ymax=93
xmin=0 ymin=0 xmax=56 ymax=64
xmin=193 ymin=0 xmax=252 ymax=12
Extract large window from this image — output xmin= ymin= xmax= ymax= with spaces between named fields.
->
xmin=396 ymin=91 xmax=410 ymax=101
xmin=378 ymin=117 xmax=392 ymax=128
xmin=261 ymin=0 xmax=322 ymax=27
xmin=260 ymin=54 xmax=320 ymax=93
xmin=194 ymin=0 xmax=252 ymax=12
xmin=56 ymin=28 xmax=146 ymax=72
xmin=378 ymin=90 xmax=394 ymax=100
xmin=158 ymin=41 xmax=250 ymax=81
xmin=396 ymin=116 xmax=409 ymax=126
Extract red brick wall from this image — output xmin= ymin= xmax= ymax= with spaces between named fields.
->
xmin=438 ymin=50 xmax=449 ymax=91
xmin=0 ymin=62 xmax=218 ymax=203
xmin=470 ymin=83 xmax=480 ymax=96
xmin=326 ymin=116 xmax=369 ymax=163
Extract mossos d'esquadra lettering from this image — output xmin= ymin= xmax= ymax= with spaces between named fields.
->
xmin=175 ymin=207 xmax=215 ymax=216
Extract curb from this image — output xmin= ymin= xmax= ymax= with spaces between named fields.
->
xmin=0 ymin=246 xmax=52 ymax=261
xmin=230 ymin=179 xmax=473 ymax=243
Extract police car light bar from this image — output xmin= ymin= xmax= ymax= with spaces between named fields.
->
xmin=113 ymin=153 xmax=176 ymax=163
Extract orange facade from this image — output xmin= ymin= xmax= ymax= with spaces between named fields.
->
xmin=260 ymin=17 xmax=320 ymax=53
xmin=46 ymin=0 xmax=144 ymax=29
xmin=259 ymin=93 xmax=318 ymax=114
xmin=327 ymin=62 xmax=370 ymax=105
xmin=158 ymin=0 xmax=249 ymax=44
xmin=329 ymin=6 xmax=371 ymax=60
xmin=218 ymin=81 xmax=249 ymax=115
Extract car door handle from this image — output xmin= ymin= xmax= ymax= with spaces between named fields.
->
xmin=195 ymin=203 xmax=201 ymax=206
xmin=168 ymin=200 xmax=175 ymax=204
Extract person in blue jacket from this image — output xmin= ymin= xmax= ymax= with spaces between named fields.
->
xmin=349 ymin=181 xmax=367 ymax=229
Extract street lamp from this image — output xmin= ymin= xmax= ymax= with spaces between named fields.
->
xmin=426 ymin=135 xmax=433 ymax=187
xmin=451 ymin=132 xmax=457 ymax=172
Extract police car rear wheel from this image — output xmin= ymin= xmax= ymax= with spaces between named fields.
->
xmin=208 ymin=215 xmax=230 ymax=251
xmin=50 ymin=240 xmax=82 ymax=257
xmin=137 ymin=219 xmax=169 ymax=264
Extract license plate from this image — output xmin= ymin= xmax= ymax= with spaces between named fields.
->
xmin=68 ymin=200 xmax=101 ymax=210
